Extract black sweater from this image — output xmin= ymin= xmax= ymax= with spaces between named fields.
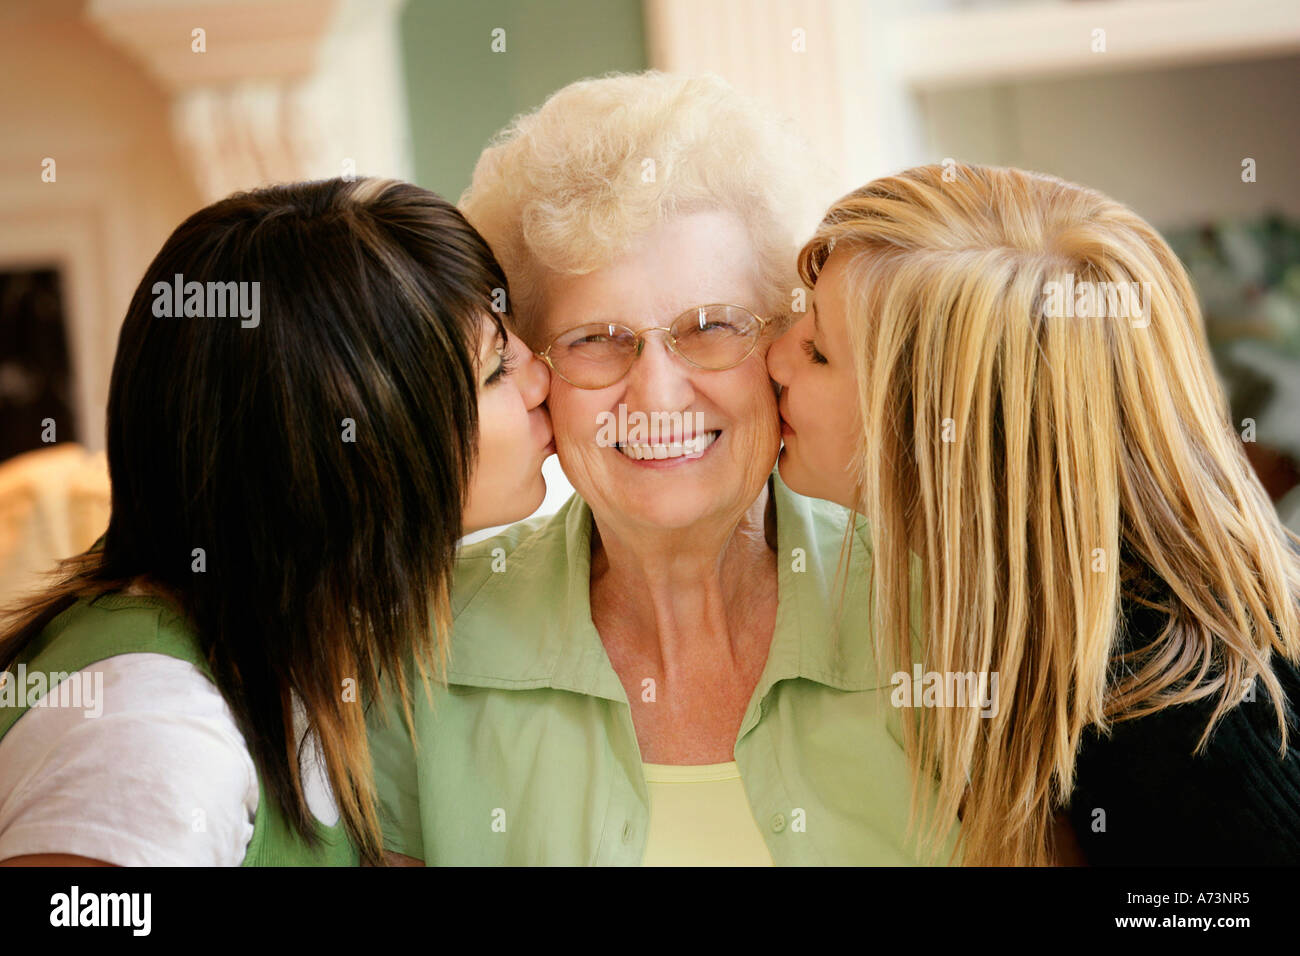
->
xmin=1067 ymin=600 xmax=1300 ymax=865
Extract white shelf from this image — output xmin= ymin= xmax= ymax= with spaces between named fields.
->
xmin=896 ymin=0 xmax=1300 ymax=89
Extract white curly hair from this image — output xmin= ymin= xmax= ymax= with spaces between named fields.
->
xmin=459 ymin=70 xmax=827 ymax=346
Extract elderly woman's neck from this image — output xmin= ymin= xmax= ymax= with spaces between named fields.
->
xmin=589 ymin=480 xmax=777 ymax=640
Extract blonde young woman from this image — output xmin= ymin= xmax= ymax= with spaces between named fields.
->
xmin=767 ymin=162 xmax=1300 ymax=866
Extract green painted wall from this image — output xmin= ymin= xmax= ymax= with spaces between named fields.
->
xmin=400 ymin=0 xmax=648 ymax=204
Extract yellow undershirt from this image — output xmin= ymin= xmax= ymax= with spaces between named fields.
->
xmin=640 ymin=761 xmax=775 ymax=866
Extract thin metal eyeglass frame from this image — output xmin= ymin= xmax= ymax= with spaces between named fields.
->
xmin=534 ymin=303 xmax=772 ymax=389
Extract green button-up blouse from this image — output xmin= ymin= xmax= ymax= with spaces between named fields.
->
xmin=367 ymin=471 xmax=960 ymax=864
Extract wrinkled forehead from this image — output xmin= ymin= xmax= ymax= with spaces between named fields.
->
xmin=537 ymin=212 xmax=765 ymax=341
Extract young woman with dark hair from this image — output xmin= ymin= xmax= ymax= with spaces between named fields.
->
xmin=0 ymin=177 xmax=553 ymax=866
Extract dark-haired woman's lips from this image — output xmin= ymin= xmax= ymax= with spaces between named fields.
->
xmin=534 ymin=410 xmax=555 ymax=457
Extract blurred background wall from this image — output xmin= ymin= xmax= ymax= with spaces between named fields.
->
xmin=402 ymin=0 xmax=647 ymax=203
xmin=2 ymin=0 xmax=1299 ymax=595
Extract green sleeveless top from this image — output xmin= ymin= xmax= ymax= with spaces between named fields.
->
xmin=0 ymin=594 xmax=358 ymax=866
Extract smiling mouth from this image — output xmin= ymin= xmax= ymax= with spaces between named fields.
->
xmin=614 ymin=430 xmax=721 ymax=461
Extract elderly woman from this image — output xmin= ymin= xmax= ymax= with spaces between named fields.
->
xmin=368 ymin=72 xmax=959 ymax=865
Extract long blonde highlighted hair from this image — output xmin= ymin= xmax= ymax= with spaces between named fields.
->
xmin=798 ymin=163 xmax=1300 ymax=866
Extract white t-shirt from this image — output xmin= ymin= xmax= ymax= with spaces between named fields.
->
xmin=0 ymin=652 xmax=339 ymax=865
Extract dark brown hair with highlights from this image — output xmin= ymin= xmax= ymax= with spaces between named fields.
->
xmin=0 ymin=177 xmax=510 ymax=865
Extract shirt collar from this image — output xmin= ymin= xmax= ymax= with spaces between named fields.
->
xmin=445 ymin=470 xmax=883 ymax=703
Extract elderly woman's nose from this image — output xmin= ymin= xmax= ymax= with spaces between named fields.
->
xmin=624 ymin=332 xmax=694 ymax=407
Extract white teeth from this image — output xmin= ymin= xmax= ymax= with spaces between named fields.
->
xmin=615 ymin=430 xmax=720 ymax=461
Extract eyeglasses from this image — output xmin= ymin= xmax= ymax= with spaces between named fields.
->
xmin=535 ymin=303 xmax=771 ymax=389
